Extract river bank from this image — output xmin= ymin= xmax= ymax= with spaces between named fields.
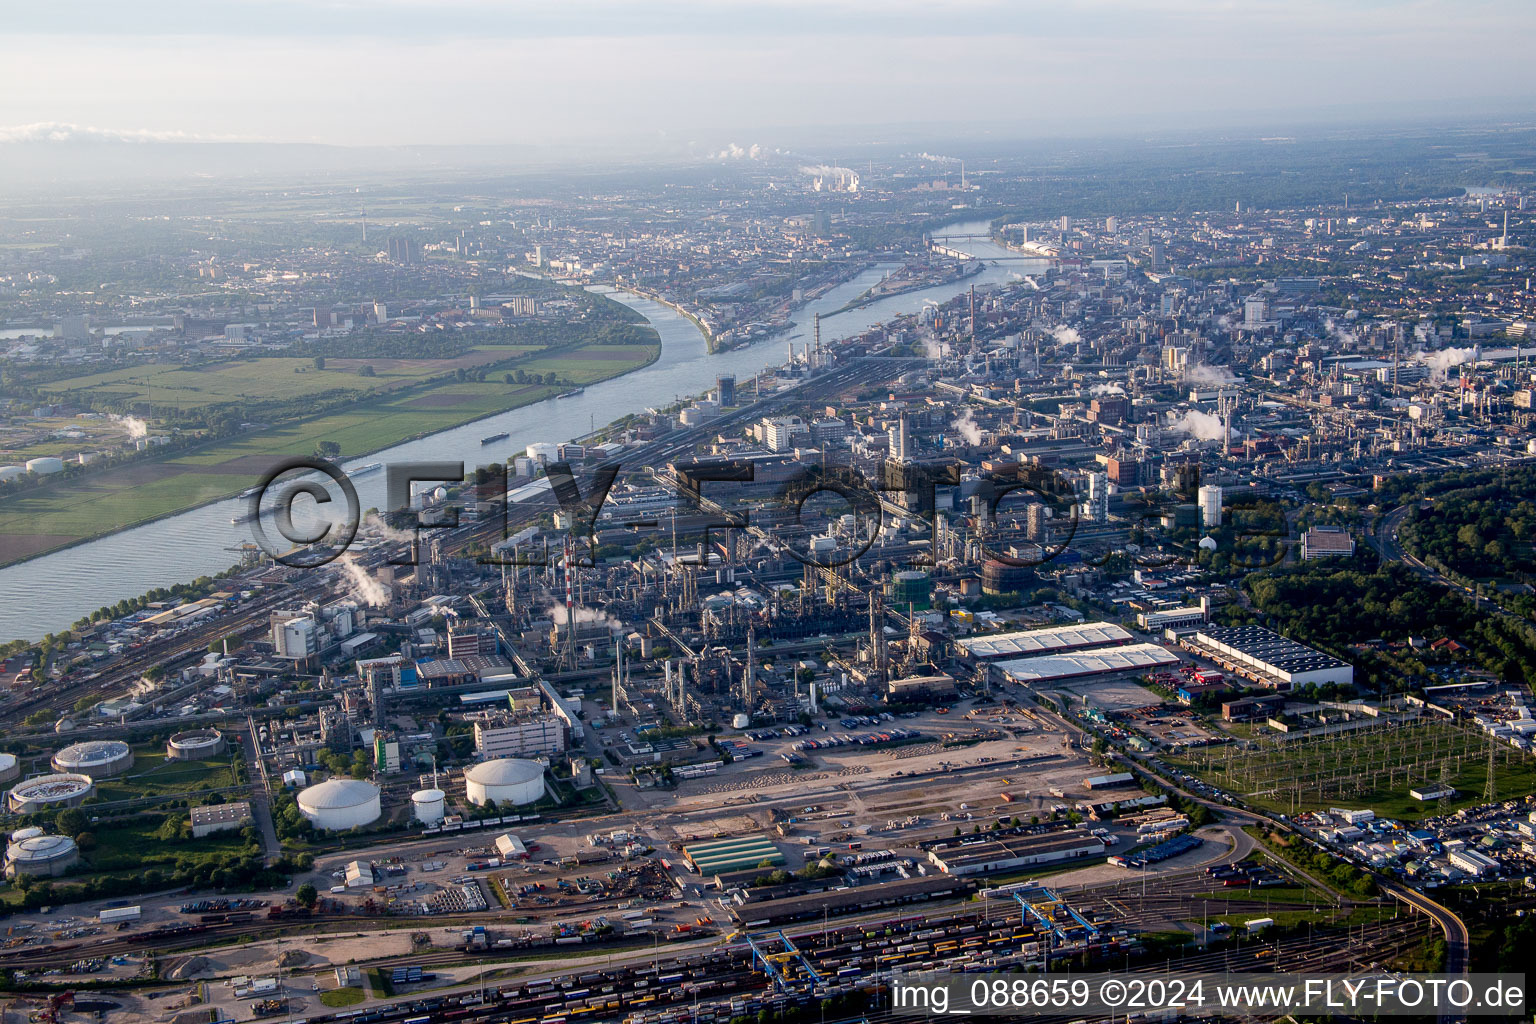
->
xmin=0 ymin=339 xmax=661 ymax=570
xmin=0 ymin=218 xmax=1007 ymax=640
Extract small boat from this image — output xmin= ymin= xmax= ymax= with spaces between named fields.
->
xmin=557 ymin=388 xmax=585 ymax=399
xmin=231 ymin=509 xmax=256 ymax=524
xmin=237 ymin=486 xmax=261 ymax=500
xmin=480 ymin=432 xmax=510 ymax=445
xmin=351 ymin=462 xmax=383 ymax=475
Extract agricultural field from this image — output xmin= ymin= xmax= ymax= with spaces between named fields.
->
xmin=32 ymin=346 xmax=541 ymax=412
xmin=0 ymin=339 xmax=658 ymax=566
xmin=1173 ymin=719 xmax=1536 ymax=819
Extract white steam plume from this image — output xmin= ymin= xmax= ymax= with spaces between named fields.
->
xmin=338 ymin=554 xmax=388 ymax=607
xmin=547 ymin=602 xmax=620 ymax=630
xmin=716 ymin=142 xmax=762 ymax=160
xmin=1089 ymin=383 xmax=1125 ymax=396
xmin=1050 ymin=326 xmax=1082 ymax=347
xmin=1183 ymin=362 xmax=1232 ymax=385
xmin=951 ymin=408 xmax=983 ymax=446
xmin=1415 ymin=346 xmax=1477 ymax=381
xmin=921 ymin=336 xmax=950 ymax=360
xmin=113 ymin=414 xmax=149 ymax=439
xmin=1166 ymin=409 xmax=1226 ymax=442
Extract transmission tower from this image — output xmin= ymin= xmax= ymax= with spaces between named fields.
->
xmin=1484 ymin=738 xmax=1497 ymax=804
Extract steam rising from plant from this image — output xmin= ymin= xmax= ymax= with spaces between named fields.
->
xmin=113 ymin=415 xmax=149 ymax=439
xmin=1166 ymin=409 xmax=1226 ymax=442
xmin=338 ymin=554 xmax=388 ymax=607
xmin=951 ymin=408 xmax=983 ymax=445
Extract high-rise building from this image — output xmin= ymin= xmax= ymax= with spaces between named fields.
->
xmin=716 ymin=375 xmax=736 ymax=406
xmin=761 ymin=415 xmax=809 ymax=453
xmin=1105 ymin=216 xmax=1118 ymax=233
xmin=1083 ymin=472 xmax=1108 ymax=524
xmin=1025 ymin=502 xmax=1049 ymax=540
xmin=270 ymin=612 xmax=318 ymax=660
xmin=1198 ymin=484 xmax=1223 ymax=528
xmin=387 ymin=237 xmax=416 ymax=265
xmin=1244 ymin=295 xmax=1269 ymax=328
xmin=1059 ymin=215 xmax=1071 ymax=233
xmin=888 ymin=413 xmax=911 ymax=462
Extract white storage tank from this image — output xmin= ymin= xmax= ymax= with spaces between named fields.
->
xmin=0 ymin=753 xmax=18 ymax=785
xmin=297 ymin=778 xmax=381 ymax=830
xmin=51 ymin=739 xmax=134 ymax=779
xmin=5 ymin=833 xmax=79 ymax=878
xmin=732 ymin=713 xmax=751 ymax=729
xmin=464 ymin=759 xmax=545 ymax=807
xmin=167 ymin=728 xmax=226 ymax=761
xmin=6 ymin=773 xmax=95 ymax=814
xmin=411 ymin=787 xmax=446 ymax=825
xmin=524 ymin=442 xmax=559 ymax=464
xmin=0 ymin=466 xmax=23 ymax=482
xmin=25 ymin=457 xmax=64 ymax=476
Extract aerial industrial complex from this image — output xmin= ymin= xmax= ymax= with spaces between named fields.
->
xmin=0 ymin=130 xmax=1533 ymax=1024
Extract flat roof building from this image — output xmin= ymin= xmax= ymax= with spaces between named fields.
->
xmin=993 ymin=643 xmax=1179 ymax=684
xmin=958 ymin=622 xmax=1132 ymax=660
xmin=1187 ymin=626 xmax=1353 ymax=690
xmin=682 ymin=835 xmax=785 ymax=875
xmin=190 ymin=801 xmax=252 ymax=838
xmin=1300 ymin=525 xmax=1355 ymax=560
xmin=927 ymin=833 xmax=1107 ymax=876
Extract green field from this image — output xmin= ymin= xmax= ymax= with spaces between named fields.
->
xmin=33 ymin=347 xmax=540 ymax=411
xmin=0 ymin=340 xmax=659 ymax=567
xmin=93 ymin=746 xmax=242 ymax=802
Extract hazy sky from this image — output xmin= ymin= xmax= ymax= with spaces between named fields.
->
xmin=3 ymin=0 xmax=1534 ymax=151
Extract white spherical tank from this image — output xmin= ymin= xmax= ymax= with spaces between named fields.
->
xmin=732 ymin=713 xmax=751 ymax=729
xmin=25 ymin=457 xmax=64 ymax=476
xmin=464 ymin=759 xmax=545 ymax=806
xmin=411 ymin=787 xmax=446 ymax=825
xmin=51 ymin=739 xmax=134 ymax=779
xmin=0 ymin=752 xmax=18 ymax=785
xmin=5 ymin=833 xmax=79 ymax=878
xmin=0 ymin=466 xmax=23 ymax=483
xmin=297 ymin=778 xmax=381 ymax=830
xmin=7 ymin=773 xmax=95 ymax=814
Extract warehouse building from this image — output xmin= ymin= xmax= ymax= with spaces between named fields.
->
xmin=729 ymin=875 xmax=973 ymax=927
xmin=957 ymin=622 xmax=1132 ymax=661
xmin=927 ymin=833 xmax=1107 ymax=876
xmin=1185 ymin=626 xmax=1353 ymax=689
xmin=190 ymin=801 xmax=253 ymax=838
xmin=991 ymin=643 xmax=1179 ymax=684
xmin=682 ymin=835 xmax=785 ymax=875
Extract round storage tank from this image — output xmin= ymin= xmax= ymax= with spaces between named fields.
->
xmin=0 ymin=466 xmax=23 ymax=483
xmin=51 ymin=740 xmax=134 ymax=779
xmin=167 ymin=729 xmax=226 ymax=761
xmin=981 ymin=558 xmax=1034 ymax=596
xmin=297 ymin=778 xmax=381 ymax=831
xmin=5 ymin=833 xmax=79 ymax=878
xmin=464 ymin=759 xmax=544 ymax=807
xmin=25 ymin=457 xmax=64 ymax=476
xmin=0 ymin=753 xmax=18 ymax=785
xmin=7 ymin=773 xmax=95 ymax=814
xmin=411 ymin=787 xmax=446 ymax=825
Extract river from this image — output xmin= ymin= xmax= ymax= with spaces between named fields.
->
xmin=0 ymin=221 xmax=1037 ymax=640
